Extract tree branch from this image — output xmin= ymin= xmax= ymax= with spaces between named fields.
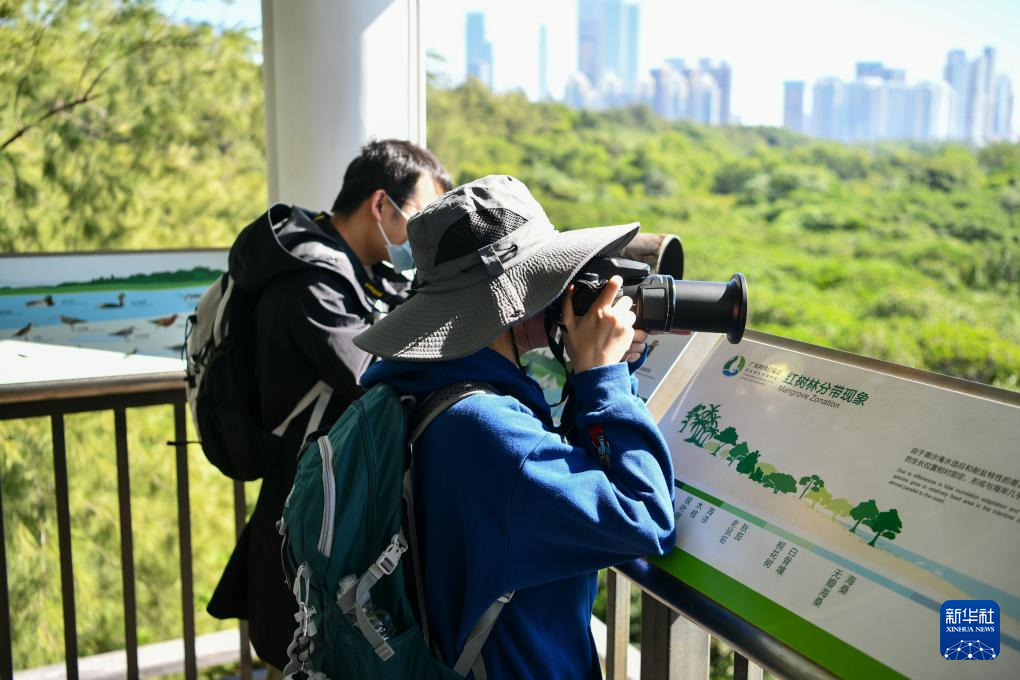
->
xmin=0 ymin=91 xmax=101 ymax=154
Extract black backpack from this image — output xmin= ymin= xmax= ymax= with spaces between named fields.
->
xmin=184 ymin=205 xmax=342 ymax=480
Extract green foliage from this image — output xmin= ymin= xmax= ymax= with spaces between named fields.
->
xmin=1 ymin=410 xmax=259 ymax=670
xmin=429 ymin=83 xmax=1020 ymax=391
xmin=2 ymin=2 xmax=1017 ymax=673
xmin=0 ymin=0 xmax=265 ymax=252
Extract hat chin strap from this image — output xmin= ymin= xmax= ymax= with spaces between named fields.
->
xmin=543 ymin=308 xmax=576 ymax=437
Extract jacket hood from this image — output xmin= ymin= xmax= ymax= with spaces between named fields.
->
xmin=362 ymin=348 xmax=554 ymax=422
xmin=228 ymin=204 xmax=373 ymax=310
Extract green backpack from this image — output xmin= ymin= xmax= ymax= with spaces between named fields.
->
xmin=279 ymin=381 xmax=512 ymax=680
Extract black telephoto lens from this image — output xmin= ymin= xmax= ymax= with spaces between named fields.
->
xmin=663 ymin=273 xmax=747 ymax=344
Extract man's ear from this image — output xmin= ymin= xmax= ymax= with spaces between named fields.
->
xmin=367 ymin=189 xmax=387 ymax=221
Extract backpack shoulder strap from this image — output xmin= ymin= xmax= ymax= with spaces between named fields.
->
xmin=404 ymin=381 xmax=513 ymax=679
xmin=408 ymin=381 xmax=495 ymax=443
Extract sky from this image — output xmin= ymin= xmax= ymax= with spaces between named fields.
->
xmin=161 ymin=0 xmax=1019 ymax=129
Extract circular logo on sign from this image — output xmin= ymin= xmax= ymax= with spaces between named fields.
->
xmin=722 ymin=355 xmax=745 ymax=377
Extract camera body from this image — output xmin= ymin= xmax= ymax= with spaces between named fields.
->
xmin=565 ymin=257 xmax=747 ymax=344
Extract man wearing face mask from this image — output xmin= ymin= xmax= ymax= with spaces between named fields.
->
xmin=207 ymin=139 xmax=451 ymax=675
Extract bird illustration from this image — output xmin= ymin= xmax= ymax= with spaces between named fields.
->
xmin=149 ymin=314 xmax=178 ymax=327
xmin=166 ymin=343 xmax=187 ymax=354
xmin=109 ymin=326 xmax=134 ymax=339
xmin=59 ymin=314 xmax=86 ymax=327
xmin=98 ymin=293 xmax=126 ymax=309
xmin=26 ymin=295 xmax=54 ymax=307
xmin=12 ymin=322 xmax=32 ymax=338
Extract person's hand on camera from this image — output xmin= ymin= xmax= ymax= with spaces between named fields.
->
xmin=561 ymin=276 xmax=637 ymax=374
xmin=625 ymin=329 xmax=648 ymax=364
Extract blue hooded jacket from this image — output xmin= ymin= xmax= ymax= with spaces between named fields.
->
xmin=361 ymin=349 xmax=676 ymax=679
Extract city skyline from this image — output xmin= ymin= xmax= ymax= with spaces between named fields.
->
xmin=425 ymin=0 xmax=1019 ymax=133
xmin=159 ymin=0 xmax=1020 ymax=135
xmin=784 ymin=50 xmax=1014 ymax=144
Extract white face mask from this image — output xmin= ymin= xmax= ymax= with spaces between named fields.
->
xmin=377 ymin=194 xmax=416 ymax=273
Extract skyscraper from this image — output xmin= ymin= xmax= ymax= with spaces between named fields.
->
xmin=812 ymin=78 xmax=846 ymax=140
xmin=578 ymin=0 xmax=601 ymax=87
xmin=943 ymin=49 xmax=970 ymax=139
xmin=783 ymin=81 xmax=805 ymax=133
xmin=538 ymin=24 xmax=549 ymax=101
xmin=712 ymin=62 xmax=733 ymax=124
xmin=466 ymin=12 xmax=493 ymax=89
xmin=623 ymin=2 xmax=640 ymax=94
xmin=991 ymin=75 xmax=1014 ymax=141
xmin=576 ymin=0 xmax=639 ymax=92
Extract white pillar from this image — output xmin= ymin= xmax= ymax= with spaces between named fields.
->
xmin=261 ymin=0 xmax=425 ymax=209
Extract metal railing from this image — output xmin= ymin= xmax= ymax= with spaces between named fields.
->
xmin=1 ymin=371 xmax=825 ymax=680
xmin=0 ymin=371 xmax=253 ymax=680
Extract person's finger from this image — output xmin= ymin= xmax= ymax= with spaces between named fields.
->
xmin=632 ymin=329 xmax=648 ymax=345
xmin=561 ymin=284 xmax=576 ymax=328
xmin=618 ymin=309 xmax=637 ymax=330
xmin=613 ymin=294 xmax=634 ymax=314
xmin=593 ymin=275 xmax=623 ymax=311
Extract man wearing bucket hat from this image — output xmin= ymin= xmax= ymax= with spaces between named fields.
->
xmin=356 ymin=175 xmax=676 ymax=679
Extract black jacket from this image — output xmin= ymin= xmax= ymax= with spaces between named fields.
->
xmin=206 ymin=206 xmax=406 ymax=668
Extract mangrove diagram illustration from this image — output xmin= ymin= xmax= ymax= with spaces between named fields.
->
xmin=679 ymin=402 xmax=905 ymax=548
xmin=1 ymin=264 xmax=222 ymax=359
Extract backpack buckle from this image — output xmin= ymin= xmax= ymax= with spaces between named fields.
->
xmin=375 ymin=533 xmax=408 ymax=576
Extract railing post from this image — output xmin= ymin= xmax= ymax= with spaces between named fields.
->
xmin=733 ymin=652 xmax=764 ymax=680
xmin=234 ymin=480 xmax=253 ymax=680
xmin=0 ymin=463 xmax=14 ymax=679
xmin=114 ymin=408 xmax=140 ymax=679
xmin=640 ymin=592 xmax=710 ymax=680
xmin=51 ymin=414 xmax=79 ymax=680
xmin=173 ymin=400 xmax=197 ymax=680
xmin=606 ymin=569 xmax=630 ymax=680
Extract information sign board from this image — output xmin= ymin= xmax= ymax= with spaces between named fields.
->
xmin=648 ymin=331 xmax=1020 ymax=679
xmin=0 ymin=250 xmax=225 ymax=360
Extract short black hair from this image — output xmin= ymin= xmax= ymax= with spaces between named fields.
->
xmin=331 ymin=139 xmax=452 ymax=216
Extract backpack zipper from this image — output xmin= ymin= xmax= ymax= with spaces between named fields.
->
xmin=316 ymin=434 xmax=336 ymax=556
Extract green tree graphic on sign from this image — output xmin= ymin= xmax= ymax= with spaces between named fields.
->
xmin=798 ymin=474 xmax=825 ymax=499
xmin=676 ymin=404 xmax=905 ymax=543
xmin=825 ymin=498 xmax=853 ymax=519
xmin=864 ymin=509 xmax=902 ymax=547
xmin=736 ymin=449 xmax=760 ymax=476
xmin=679 ymin=404 xmax=704 ymax=433
xmin=726 ymin=442 xmax=749 ymax=467
xmin=712 ymin=426 xmax=739 ymax=456
xmin=684 ymin=403 xmax=720 ymax=447
xmin=762 ymin=472 xmax=798 ymax=495
xmin=849 ymin=499 xmax=880 ymax=534
xmin=806 ymin=487 xmax=832 ymax=508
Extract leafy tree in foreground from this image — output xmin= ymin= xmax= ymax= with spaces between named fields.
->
xmin=0 ymin=0 xmax=265 ymax=252
xmin=849 ymin=499 xmax=880 ymax=533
